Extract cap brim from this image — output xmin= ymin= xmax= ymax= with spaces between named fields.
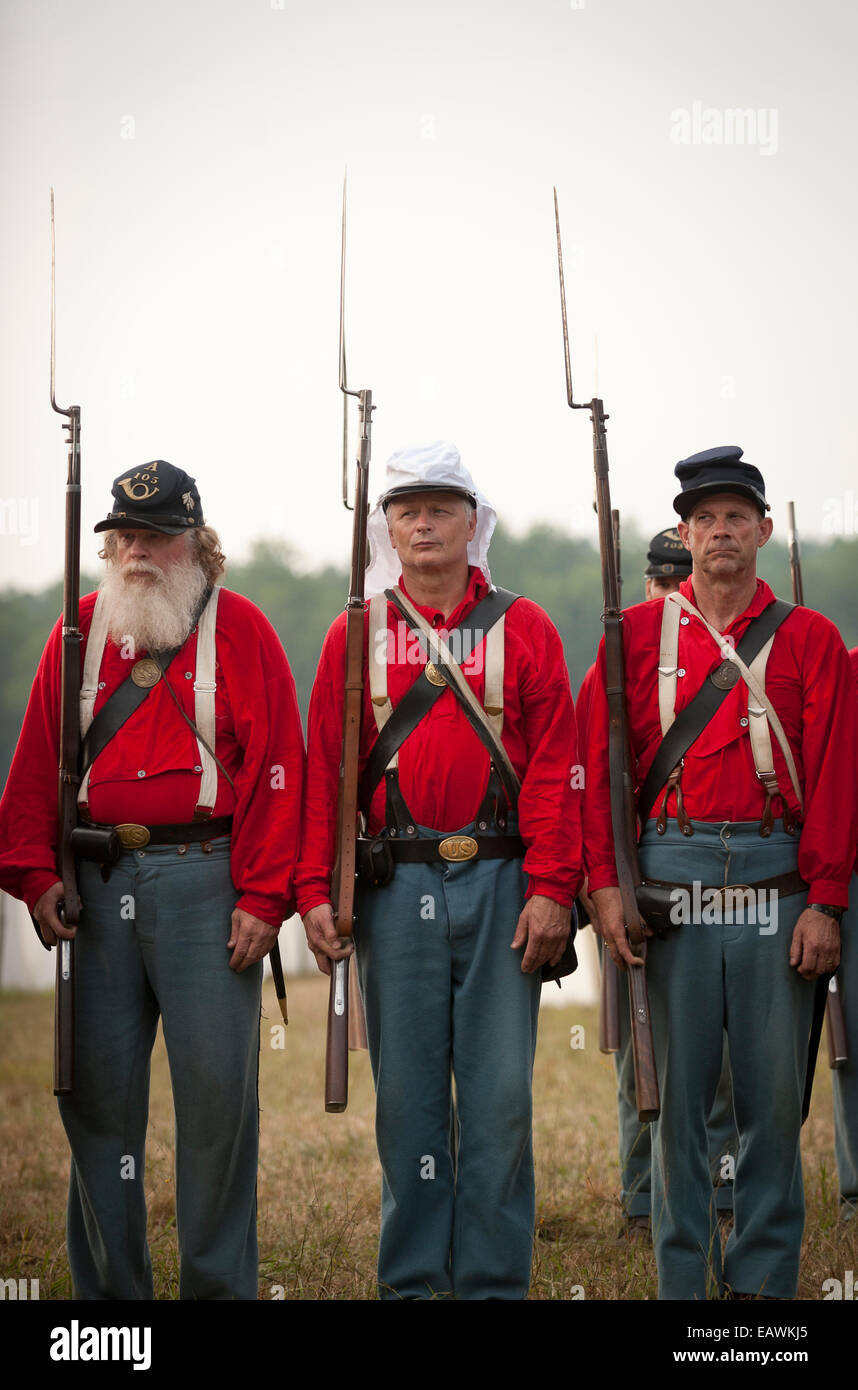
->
xmin=381 ymin=484 xmax=477 ymax=512
xmin=94 ymin=517 xmax=190 ymax=536
xmin=673 ymin=482 xmax=769 ymax=518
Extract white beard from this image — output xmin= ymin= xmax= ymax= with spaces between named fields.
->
xmin=100 ymin=552 xmax=208 ymax=654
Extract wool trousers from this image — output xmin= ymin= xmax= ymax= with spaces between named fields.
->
xmin=354 ymin=823 xmax=542 ymax=1300
xmin=58 ymin=839 xmax=261 ymax=1300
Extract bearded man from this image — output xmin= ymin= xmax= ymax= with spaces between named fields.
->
xmin=0 ymin=460 xmax=304 ymax=1300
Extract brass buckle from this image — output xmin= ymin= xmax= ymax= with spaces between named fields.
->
xmin=115 ymin=823 xmax=151 ymax=848
xmin=438 ymin=835 xmax=478 ymax=862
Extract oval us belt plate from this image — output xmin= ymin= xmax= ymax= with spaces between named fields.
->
xmin=438 ymin=835 xmax=478 ymax=861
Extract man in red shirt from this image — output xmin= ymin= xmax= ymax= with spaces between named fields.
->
xmin=0 ymin=460 xmax=304 ymax=1299
xmin=584 ymin=447 xmax=857 ymax=1299
xmin=298 ymin=442 xmax=581 ymax=1299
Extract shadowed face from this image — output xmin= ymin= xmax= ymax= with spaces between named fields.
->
xmin=677 ymin=493 xmax=772 ymax=583
xmin=645 ymin=575 xmax=684 ymax=600
xmin=386 ymin=491 xmax=477 ymax=576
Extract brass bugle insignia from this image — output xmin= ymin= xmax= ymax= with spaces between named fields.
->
xmin=131 ymin=658 xmax=162 ymax=688
xmin=438 ymin=836 xmax=478 ymax=861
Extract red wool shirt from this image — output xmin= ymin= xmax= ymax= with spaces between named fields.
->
xmin=0 ymin=588 xmax=305 ymax=927
xmin=583 ymin=577 xmax=858 ymax=907
xmin=296 ymin=567 xmax=582 ymax=914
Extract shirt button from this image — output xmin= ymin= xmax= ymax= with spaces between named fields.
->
xmin=98 ymin=681 xmax=106 ymax=690
xmin=184 ymin=671 xmax=193 ymax=680
xmin=680 ymin=616 xmax=690 ymax=626
xmin=193 ymin=764 xmax=203 ymax=773
xmin=740 ymin=717 xmax=749 ymax=728
xmin=137 ymin=770 xmax=146 ymax=778
xmin=677 ymin=668 xmax=686 ymax=677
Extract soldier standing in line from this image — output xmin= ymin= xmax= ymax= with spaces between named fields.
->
xmin=297 ymin=442 xmax=582 ymax=1300
xmin=584 ymin=447 xmax=857 ymax=1299
xmin=0 ymin=461 xmax=305 ymax=1299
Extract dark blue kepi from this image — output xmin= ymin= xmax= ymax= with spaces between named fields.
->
xmin=673 ymin=445 xmax=769 ymax=518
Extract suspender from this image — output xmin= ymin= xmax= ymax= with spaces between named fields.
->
xmin=639 ymin=596 xmax=796 ymax=826
xmin=359 ymin=586 xmax=520 ymax=813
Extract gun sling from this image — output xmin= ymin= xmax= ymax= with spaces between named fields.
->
xmin=638 ymin=599 xmax=795 ymax=826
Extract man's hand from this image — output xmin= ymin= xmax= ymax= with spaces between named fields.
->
xmin=301 ymin=903 xmax=354 ymax=976
xmin=590 ymin=886 xmax=648 ymax=971
xmin=789 ymin=907 xmax=841 ymax=980
xmin=33 ymin=881 xmax=74 ymax=948
xmin=227 ymin=908 xmax=279 ymax=972
xmin=511 ymin=895 xmax=572 ymax=974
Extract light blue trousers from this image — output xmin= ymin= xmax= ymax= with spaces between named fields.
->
xmin=58 ymin=840 xmax=261 ymax=1299
xmin=354 ymin=824 xmax=542 ymax=1300
xmin=601 ymin=936 xmax=737 ymax=1218
xmin=833 ymin=873 xmax=858 ymax=1214
xmin=639 ymin=820 xmax=816 ymax=1299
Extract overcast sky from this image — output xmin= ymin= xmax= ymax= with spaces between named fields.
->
xmin=1 ymin=0 xmax=856 ymax=590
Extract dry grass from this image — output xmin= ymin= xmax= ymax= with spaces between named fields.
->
xmin=1 ymin=980 xmax=855 ymax=1300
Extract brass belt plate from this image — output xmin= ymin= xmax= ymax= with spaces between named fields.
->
xmin=131 ymin=658 xmax=162 ymax=688
xmin=115 ymin=823 xmax=151 ymax=848
xmin=438 ymin=835 xmax=478 ymax=861
xmin=424 ymin=661 xmax=447 ymax=687
xmin=710 ymin=660 xmax=740 ymax=690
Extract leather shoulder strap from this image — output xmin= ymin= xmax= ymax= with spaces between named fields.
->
xmin=638 ymin=598 xmax=794 ymax=825
xmin=358 ymin=587 xmax=519 ymax=810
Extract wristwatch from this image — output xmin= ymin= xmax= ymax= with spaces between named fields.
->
xmin=808 ymin=903 xmax=844 ymax=924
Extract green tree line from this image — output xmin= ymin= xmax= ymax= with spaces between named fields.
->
xmin=1 ymin=523 xmax=856 ymax=783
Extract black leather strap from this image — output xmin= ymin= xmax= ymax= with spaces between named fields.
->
xmin=359 ymin=586 xmax=520 ymax=810
xmin=638 ymin=599 xmax=794 ymax=825
xmin=80 ymin=642 xmax=184 ymax=776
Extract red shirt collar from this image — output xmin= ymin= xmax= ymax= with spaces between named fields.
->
xmin=679 ymin=575 xmax=775 ymax=633
xmin=397 ymin=566 xmax=489 ymax=628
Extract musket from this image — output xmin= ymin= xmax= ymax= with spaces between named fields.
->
xmin=787 ymin=501 xmax=847 ymax=1069
xmin=597 ymin=507 xmax=622 ymax=1055
xmin=50 ymin=190 xmax=82 ymax=1096
xmin=554 ymin=189 xmax=659 ymax=1120
xmin=325 ymin=173 xmax=374 ymax=1112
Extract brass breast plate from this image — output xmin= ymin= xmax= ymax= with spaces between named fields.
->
xmin=131 ymin=658 xmax=162 ymax=688
xmin=710 ymin=660 xmax=740 ymax=690
xmin=438 ymin=835 xmax=478 ymax=862
xmin=424 ymin=661 xmax=447 ymax=687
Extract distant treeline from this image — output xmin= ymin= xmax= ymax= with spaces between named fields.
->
xmin=2 ymin=522 xmax=857 ymax=783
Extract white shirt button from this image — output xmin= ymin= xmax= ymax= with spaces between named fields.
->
xmin=740 ymin=717 xmax=749 ymax=728
xmin=680 ymin=616 xmax=690 ymax=626
xmin=137 ymin=769 xmax=146 ymax=778
xmin=677 ymin=668 xmax=686 ymax=677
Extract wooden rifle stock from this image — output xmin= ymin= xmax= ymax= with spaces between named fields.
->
xmin=326 ymin=177 xmax=374 ymax=1111
xmin=788 ymin=501 xmax=847 ymax=1069
xmin=51 ymin=193 xmax=81 ymax=1096
xmin=599 ymin=950 xmax=621 ymax=1055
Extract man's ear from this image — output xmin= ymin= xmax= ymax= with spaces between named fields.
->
xmin=758 ymin=516 xmax=774 ymax=548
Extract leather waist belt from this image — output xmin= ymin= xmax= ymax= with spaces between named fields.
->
xmin=82 ymin=816 xmax=233 ymax=849
xmin=358 ymin=832 xmax=525 ymax=869
xmin=643 ymin=870 xmax=806 ymax=898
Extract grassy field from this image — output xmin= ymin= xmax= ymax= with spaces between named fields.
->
xmin=1 ymin=976 xmax=855 ymax=1301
